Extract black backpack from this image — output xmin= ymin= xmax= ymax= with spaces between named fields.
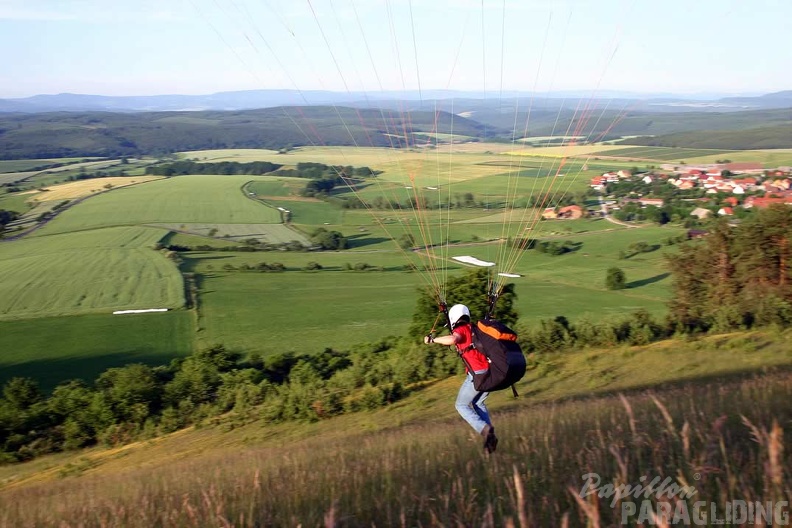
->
xmin=462 ymin=318 xmax=526 ymax=396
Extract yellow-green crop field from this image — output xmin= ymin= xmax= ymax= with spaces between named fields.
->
xmin=32 ymin=176 xmax=281 ymax=236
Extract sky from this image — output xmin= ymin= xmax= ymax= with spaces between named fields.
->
xmin=0 ymin=0 xmax=790 ymax=99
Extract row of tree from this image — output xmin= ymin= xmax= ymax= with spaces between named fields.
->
xmin=146 ymin=161 xmax=282 ymax=176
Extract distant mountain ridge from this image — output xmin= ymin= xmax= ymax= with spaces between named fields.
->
xmin=1 ymin=89 xmax=790 ymax=114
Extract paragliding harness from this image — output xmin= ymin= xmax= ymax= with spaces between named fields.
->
xmin=432 ymin=300 xmax=526 ymax=398
xmin=461 ymin=318 xmax=526 ymax=397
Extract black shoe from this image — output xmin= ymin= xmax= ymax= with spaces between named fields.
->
xmin=483 ymin=426 xmax=498 ymax=453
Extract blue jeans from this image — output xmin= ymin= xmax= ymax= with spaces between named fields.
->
xmin=455 ymin=372 xmax=491 ymax=434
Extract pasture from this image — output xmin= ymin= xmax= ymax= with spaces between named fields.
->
xmin=0 ymin=226 xmax=184 ymax=319
xmin=32 ymin=176 xmax=281 ymax=236
xmin=185 ymin=220 xmax=679 ymax=356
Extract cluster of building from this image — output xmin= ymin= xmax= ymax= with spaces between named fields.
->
xmin=589 ymin=162 xmax=792 ymax=217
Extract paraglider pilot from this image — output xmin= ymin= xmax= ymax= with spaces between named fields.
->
xmin=424 ymin=304 xmax=498 ymax=453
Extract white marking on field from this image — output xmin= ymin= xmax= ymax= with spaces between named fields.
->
xmin=452 ymin=256 xmax=495 ymax=267
xmin=113 ymin=308 xmax=169 ymax=315
xmin=498 ymin=273 xmax=521 ymax=278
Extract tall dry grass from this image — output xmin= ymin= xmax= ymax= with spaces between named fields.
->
xmin=0 ymin=373 xmax=790 ymax=527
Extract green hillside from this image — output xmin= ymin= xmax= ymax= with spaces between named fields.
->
xmin=0 ymin=107 xmax=490 ymax=160
xmin=0 ymin=329 xmax=790 ymax=526
xmin=619 ymin=123 xmax=792 ymax=150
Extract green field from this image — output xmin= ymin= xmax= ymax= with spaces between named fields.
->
xmin=688 ymin=148 xmax=792 ymax=166
xmin=592 ymin=146 xmax=733 ymax=160
xmin=185 ymin=221 xmax=679 ymax=355
xmin=0 ymin=226 xmax=184 ymax=319
xmin=0 ymin=191 xmax=33 ymax=215
xmin=0 ymin=311 xmax=194 ymax=390
xmin=33 ymin=176 xmax=281 ymax=236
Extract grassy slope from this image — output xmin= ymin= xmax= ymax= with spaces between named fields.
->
xmin=0 ymin=328 xmax=789 ymax=498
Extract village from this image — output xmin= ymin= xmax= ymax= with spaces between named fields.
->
xmin=580 ymin=162 xmax=792 ymax=221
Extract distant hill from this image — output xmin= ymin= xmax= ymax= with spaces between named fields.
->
xmin=467 ymin=106 xmax=792 ymax=139
xmin=0 ymin=107 xmax=493 ymax=159
xmin=1 ymin=98 xmax=790 ymax=159
xmin=618 ymin=123 xmax=792 ymax=150
xmin=2 ymin=89 xmax=791 ymax=114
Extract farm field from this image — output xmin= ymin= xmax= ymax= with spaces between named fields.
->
xmin=195 ymin=265 xmax=668 ymax=356
xmin=690 ymin=148 xmax=792 ymax=166
xmin=194 ymin=266 xmax=422 ymax=355
xmin=186 ymin=220 xmax=678 ymax=356
xmin=0 ymin=311 xmax=194 ymax=390
xmin=32 ymin=175 xmax=281 ymax=236
xmin=24 ymin=176 xmax=162 ymax=203
xmin=0 ymin=226 xmax=184 ymax=319
xmin=590 ymin=146 xmax=734 ymax=161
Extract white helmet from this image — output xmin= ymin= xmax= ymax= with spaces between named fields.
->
xmin=448 ymin=304 xmax=471 ymax=328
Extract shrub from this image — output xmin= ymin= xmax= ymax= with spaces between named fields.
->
xmin=606 ymin=267 xmax=626 ymax=290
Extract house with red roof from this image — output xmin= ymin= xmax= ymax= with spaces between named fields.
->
xmin=744 ymin=196 xmax=790 ymax=209
xmin=557 ymin=205 xmax=584 ymax=219
xmin=590 ymin=176 xmax=606 ymax=190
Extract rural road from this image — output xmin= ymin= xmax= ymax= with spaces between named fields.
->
xmin=599 ymin=196 xmax=639 ymax=228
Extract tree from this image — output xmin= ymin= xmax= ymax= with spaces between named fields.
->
xmin=2 ymin=377 xmax=41 ymax=410
xmin=96 ymin=364 xmax=162 ymax=423
xmin=398 ymin=233 xmax=415 ymax=250
xmin=310 ymin=228 xmax=348 ymax=250
xmin=409 ymin=268 xmax=518 ymax=338
xmin=0 ymin=209 xmax=18 ymax=228
xmin=606 ymin=267 xmax=626 ymax=290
